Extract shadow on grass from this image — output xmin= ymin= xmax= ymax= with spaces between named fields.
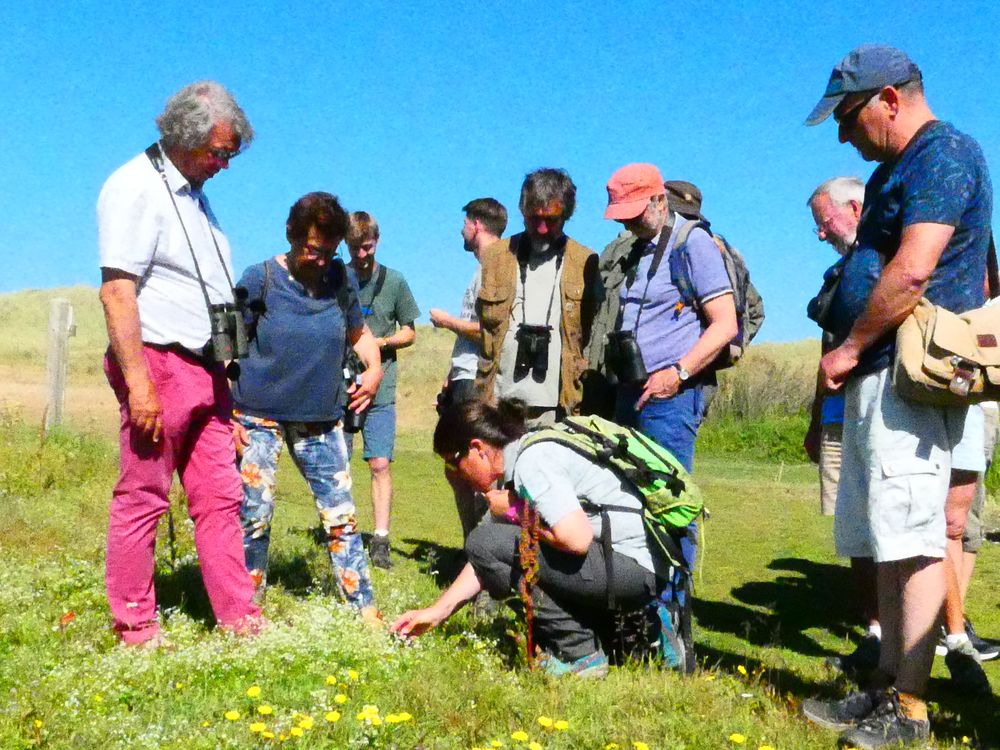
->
xmin=398 ymin=536 xmax=466 ymax=587
xmin=694 ymin=556 xmax=860 ymax=658
xmin=925 ymin=676 xmax=1000 ymax=748
xmin=154 ymin=562 xmax=216 ymax=626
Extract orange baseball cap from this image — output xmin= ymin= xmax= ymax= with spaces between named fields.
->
xmin=604 ymin=163 xmax=665 ymax=220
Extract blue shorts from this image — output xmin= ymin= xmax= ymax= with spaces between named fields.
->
xmin=349 ymin=402 xmax=396 ymax=461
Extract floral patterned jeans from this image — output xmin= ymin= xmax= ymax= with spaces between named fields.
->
xmin=236 ymin=412 xmax=374 ymax=610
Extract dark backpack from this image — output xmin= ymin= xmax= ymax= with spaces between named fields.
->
xmin=668 ymin=220 xmax=764 ymax=369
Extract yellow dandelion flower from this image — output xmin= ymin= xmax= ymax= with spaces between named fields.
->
xmin=737 ymin=665 xmax=748 ymax=676
xmin=250 ymin=722 xmax=266 ymax=733
xmin=224 ymin=710 xmax=240 ymax=721
xmin=554 ymin=720 xmax=568 ymax=731
xmin=962 ymin=739 xmax=971 ymax=746
xmin=246 ymin=685 xmax=262 ymax=699
xmin=334 ymin=693 xmax=349 ymax=704
xmin=325 ymin=711 xmax=341 ymax=723
xmin=258 ymin=705 xmax=274 ymax=715
xmin=511 ymin=730 xmax=529 ymax=742
xmin=605 ymin=744 xmax=619 ymax=750
xmin=347 ymin=669 xmax=360 ymax=681
xmin=528 ymin=743 xmax=543 ymax=750
xmin=92 ymin=694 xmax=104 ymax=703
xmin=632 ymin=743 xmax=647 ymax=750
xmin=33 ymin=720 xmax=43 ymax=729
xmin=298 ymin=717 xmax=314 ymax=730
xmin=758 ymin=746 xmax=775 ymax=750
xmin=730 ymin=734 xmax=747 ymax=744
xmin=279 ymin=734 xmax=287 ymax=741
xmin=325 ymin=675 xmax=337 ymax=685
xmin=290 ymin=727 xmax=303 ymax=738
xmin=397 ymin=712 xmax=412 ymax=722
xmin=201 ymin=721 xmax=210 ymax=728
xmin=704 ymin=674 xmax=717 ymax=681
xmin=537 ymin=716 xmax=554 ymax=728
xmin=175 ymin=682 xmax=183 ymax=690
xmin=491 ymin=742 xmax=504 ymax=748
xmin=371 ymin=717 xmax=383 ymax=726
xmin=262 ymin=731 xmax=275 ymax=739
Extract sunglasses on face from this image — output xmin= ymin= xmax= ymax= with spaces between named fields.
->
xmin=206 ymin=146 xmax=241 ymax=163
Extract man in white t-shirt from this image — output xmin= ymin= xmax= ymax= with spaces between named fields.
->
xmin=97 ymin=81 xmax=261 ymax=646
xmin=430 ymin=197 xmax=508 ymax=539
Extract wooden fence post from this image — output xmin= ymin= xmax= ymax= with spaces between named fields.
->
xmin=45 ymin=298 xmax=75 ymax=430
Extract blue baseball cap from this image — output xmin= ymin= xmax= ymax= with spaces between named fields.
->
xmin=805 ymin=45 xmax=921 ymax=126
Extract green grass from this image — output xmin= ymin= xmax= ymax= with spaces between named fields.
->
xmin=1 ymin=413 xmax=998 ymax=749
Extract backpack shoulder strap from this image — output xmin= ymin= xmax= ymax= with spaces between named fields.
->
xmin=372 ymin=263 xmax=388 ymax=300
xmin=668 ymin=219 xmax=711 ymax=310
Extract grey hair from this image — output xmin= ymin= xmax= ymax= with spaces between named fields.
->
xmin=156 ymin=81 xmax=254 ymax=151
xmin=519 ymin=168 xmax=577 ymax=220
xmin=808 ymin=176 xmax=865 ymax=208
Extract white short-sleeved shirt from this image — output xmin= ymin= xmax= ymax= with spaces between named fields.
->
xmin=448 ymin=267 xmax=481 ymax=381
xmin=503 ymin=437 xmax=666 ymax=577
xmin=97 ymin=147 xmax=236 ymax=352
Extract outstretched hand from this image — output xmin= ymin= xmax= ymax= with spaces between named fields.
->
xmin=390 ymin=605 xmax=447 ymax=638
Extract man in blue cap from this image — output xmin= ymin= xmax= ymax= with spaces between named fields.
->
xmin=799 ymin=45 xmax=992 ymax=749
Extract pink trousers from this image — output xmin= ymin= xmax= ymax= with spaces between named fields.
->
xmin=105 ymin=346 xmax=260 ymax=643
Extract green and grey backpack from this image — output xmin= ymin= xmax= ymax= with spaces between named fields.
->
xmin=519 ymin=414 xmax=703 ymax=598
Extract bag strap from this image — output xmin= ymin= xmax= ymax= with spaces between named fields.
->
xmin=668 ymin=218 xmax=711 ymax=311
xmin=988 ymin=233 xmax=999 ymax=299
xmin=372 ymin=263 xmax=388 ymax=300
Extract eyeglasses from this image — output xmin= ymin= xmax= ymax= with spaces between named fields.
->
xmin=442 ymin=448 xmax=467 ymax=473
xmin=207 ymin=146 xmax=241 ymax=163
xmin=834 ymin=90 xmax=879 ymax=131
xmin=813 ymin=217 xmax=836 ymax=236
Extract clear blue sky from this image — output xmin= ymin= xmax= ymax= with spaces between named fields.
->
xmin=4 ymin=1 xmax=1000 ymax=342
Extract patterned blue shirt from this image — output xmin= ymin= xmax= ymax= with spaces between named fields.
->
xmin=828 ymin=121 xmax=993 ymax=376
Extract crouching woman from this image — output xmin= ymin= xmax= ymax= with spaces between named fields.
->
xmin=391 ymin=399 xmax=665 ymax=677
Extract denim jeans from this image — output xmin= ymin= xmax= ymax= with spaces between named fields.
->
xmin=236 ymin=412 xmax=374 ymax=610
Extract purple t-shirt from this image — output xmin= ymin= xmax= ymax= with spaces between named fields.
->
xmin=619 ymin=216 xmax=732 ymax=372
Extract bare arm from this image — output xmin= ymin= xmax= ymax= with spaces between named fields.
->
xmin=376 ymin=323 xmax=416 ymax=352
xmin=347 ymin=324 xmax=384 ymax=413
xmin=637 ymin=292 xmax=738 ymax=409
xmin=99 ymin=268 xmax=162 ymax=442
xmin=429 ymin=309 xmax=481 ymax=341
xmin=820 ymin=222 xmax=954 ymax=390
xmin=539 ymin=508 xmax=594 ymax=555
xmin=390 ymin=562 xmax=483 ymax=637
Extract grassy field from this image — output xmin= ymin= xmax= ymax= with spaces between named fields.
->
xmin=1 ymin=288 xmax=999 ymax=749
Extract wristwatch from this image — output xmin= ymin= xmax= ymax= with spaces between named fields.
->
xmin=671 ymin=363 xmax=690 ymax=382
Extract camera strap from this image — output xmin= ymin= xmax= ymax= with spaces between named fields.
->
xmin=144 ymin=143 xmax=238 ymax=325
xmin=514 ymin=233 xmax=565 ymax=329
xmin=623 ymin=217 xmax=674 ymax=334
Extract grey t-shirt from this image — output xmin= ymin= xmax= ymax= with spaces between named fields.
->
xmin=503 ymin=437 xmax=664 ymax=576
xmin=496 ymin=244 xmax=563 ymax=407
xmin=449 ymin=268 xmax=481 ymax=381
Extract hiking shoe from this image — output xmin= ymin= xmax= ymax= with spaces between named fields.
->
xmin=368 ymin=536 xmax=392 ymax=569
xmin=654 ymin=602 xmax=687 ymax=673
xmin=538 ymin=650 xmax=610 ymax=679
xmin=826 ymin=633 xmax=881 ymax=676
xmin=801 ymin=689 xmax=882 ymax=731
xmin=944 ymin=641 xmax=992 ymax=696
xmin=837 ymin=691 xmax=929 ymax=749
xmin=966 ymin=618 xmax=1000 ymax=661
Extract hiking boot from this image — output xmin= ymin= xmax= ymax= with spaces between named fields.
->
xmin=837 ymin=691 xmax=929 ymax=749
xmin=826 ymin=633 xmax=881 ymax=677
xmin=654 ymin=602 xmax=687 ymax=673
xmin=944 ymin=641 xmax=992 ymax=696
xmin=966 ymin=618 xmax=1000 ymax=661
xmin=538 ymin=650 xmax=610 ymax=679
xmin=801 ymin=689 xmax=882 ymax=731
xmin=368 ymin=536 xmax=392 ymax=569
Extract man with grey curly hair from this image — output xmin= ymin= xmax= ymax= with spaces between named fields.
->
xmin=96 ymin=80 xmax=261 ymax=647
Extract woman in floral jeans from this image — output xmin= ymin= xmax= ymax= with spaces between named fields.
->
xmin=231 ymin=192 xmax=382 ymax=618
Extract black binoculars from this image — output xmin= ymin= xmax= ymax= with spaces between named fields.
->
xmin=513 ymin=323 xmax=552 ymax=382
xmin=605 ymin=330 xmax=648 ymax=384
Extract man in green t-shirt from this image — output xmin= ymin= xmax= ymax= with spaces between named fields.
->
xmin=346 ymin=211 xmax=421 ymax=568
